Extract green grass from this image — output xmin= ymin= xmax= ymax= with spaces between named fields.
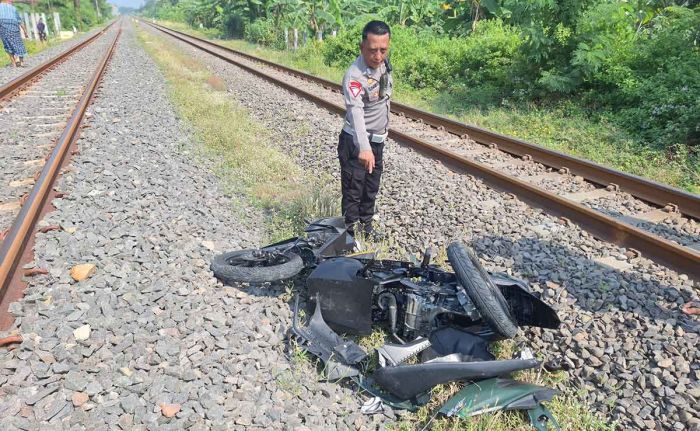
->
xmin=136 ymin=24 xmax=339 ymax=242
xmin=156 ymin=20 xmax=698 ymax=193
xmin=137 ymin=23 xmax=615 ymax=431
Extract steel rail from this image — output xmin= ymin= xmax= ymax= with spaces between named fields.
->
xmin=145 ymin=22 xmax=700 ymax=281
xmin=148 ymin=21 xmax=700 ymax=221
xmin=0 ymin=21 xmax=115 ymax=101
xmin=0 ymin=26 xmax=122 ymax=310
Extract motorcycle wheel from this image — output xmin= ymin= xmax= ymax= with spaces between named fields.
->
xmin=210 ymin=249 xmax=304 ymax=284
xmin=447 ymin=242 xmax=518 ymax=339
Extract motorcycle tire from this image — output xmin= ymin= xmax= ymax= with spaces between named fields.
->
xmin=447 ymin=242 xmax=518 ymax=339
xmin=210 ymin=249 xmax=304 ymax=284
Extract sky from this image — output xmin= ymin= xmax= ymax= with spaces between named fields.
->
xmin=110 ymin=0 xmax=144 ymax=9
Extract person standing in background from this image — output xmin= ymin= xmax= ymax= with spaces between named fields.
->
xmin=0 ymin=0 xmax=28 ymax=66
xmin=37 ymin=17 xmax=46 ymax=42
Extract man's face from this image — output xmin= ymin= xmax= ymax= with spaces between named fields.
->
xmin=360 ymin=33 xmax=390 ymax=69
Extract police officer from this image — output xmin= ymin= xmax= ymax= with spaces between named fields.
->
xmin=338 ymin=20 xmax=392 ymax=237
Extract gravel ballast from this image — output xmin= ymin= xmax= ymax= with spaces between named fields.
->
xmin=0 ymin=21 xmax=384 ymax=430
xmin=1 ymin=24 xmax=120 ymax=242
xmin=140 ymin=23 xmax=700 ymax=430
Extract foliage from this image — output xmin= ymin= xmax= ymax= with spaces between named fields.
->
xmin=244 ymin=17 xmax=284 ymax=48
xmin=323 ymin=19 xmax=522 ymax=94
xmin=597 ymin=6 xmax=699 ymax=149
xmin=16 ymin=0 xmax=112 ymax=31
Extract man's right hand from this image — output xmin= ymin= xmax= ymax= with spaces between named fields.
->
xmin=358 ymin=149 xmax=375 ymax=174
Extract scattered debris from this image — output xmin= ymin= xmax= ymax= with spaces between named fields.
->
xmin=24 ymin=268 xmax=49 ymax=277
xmin=70 ymin=263 xmax=96 ymax=281
xmin=0 ymin=334 xmax=23 ymax=346
xmin=214 ymin=218 xmax=564 ymax=429
xmin=160 ymin=403 xmax=181 ymax=418
xmin=440 ymin=378 xmax=560 ymax=431
xmin=38 ymin=225 xmax=61 ymax=233
xmin=73 ymin=324 xmax=91 ymax=341
xmin=681 ymin=300 xmax=700 ymax=316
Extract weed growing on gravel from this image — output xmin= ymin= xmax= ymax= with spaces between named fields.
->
xmin=136 ymin=26 xmax=338 ymax=242
xmin=206 ymin=75 xmax=227 ymax=92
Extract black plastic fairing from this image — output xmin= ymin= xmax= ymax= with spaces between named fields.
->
xmin=491 ymin=275 xmax=561 ymax=329
xmin=307 ymin=258 xmax=374 ymax=334
xmin=373 ymin=358 xmax=540 ymax=400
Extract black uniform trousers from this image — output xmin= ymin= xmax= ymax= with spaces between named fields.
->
xmin=338 ymin=130 xmax=384 ymax=232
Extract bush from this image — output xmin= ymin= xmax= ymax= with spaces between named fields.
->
xmin=222 ymin=13 xmax=245 ymax=38
xmin=322 ymin=20 xmax=522 ymax=96
xmin=579 ymin=6 xmax=700 ymax=149
xmin=244 ymin=18 xmax=284 ymax=49
xmin=320 ymin=23 xmax=363 ymax=68
xmin=454 ymin=19 xmax=523 ymax=91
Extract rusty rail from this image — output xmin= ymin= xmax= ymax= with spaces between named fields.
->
xmin=148 ymin=21 xmax=700 ymax=221
xmin=145 ymin=21 xmax=700 ymax=281
xmin=0 ymin=21 xmax=114 ymax=101
xmin=0 ymin=26 xmax=122 ymax=320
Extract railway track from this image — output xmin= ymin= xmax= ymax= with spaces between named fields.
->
xmin=144 ymin=20 xmax=700 ymax=281
xmin=0 ymin=22 xmax=114 ymax=101
xmin=0 ymin=23 xmax=122 ymax=328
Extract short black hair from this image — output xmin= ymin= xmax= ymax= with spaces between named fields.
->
xmin=362 ymin=20 xmax=390 ymax=40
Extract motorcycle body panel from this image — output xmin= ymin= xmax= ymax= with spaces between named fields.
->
xmin=307 ymin=258 xmax=374 ymax=334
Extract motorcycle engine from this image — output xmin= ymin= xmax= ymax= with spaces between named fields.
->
xmin=378 ymin=278 xmax=480 ymax=340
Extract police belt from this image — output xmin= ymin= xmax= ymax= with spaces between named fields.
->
xmin=343 ymin=125 xmax=388 ymax=143
xmin=369 ymin=132 xmax=388 ymax=143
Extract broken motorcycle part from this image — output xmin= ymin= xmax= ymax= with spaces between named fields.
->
xmin=210 ymin=249 xmax=304 ymax=284
xmin=290 ymin=295 xmax=367 ymax=380
xmin=217 ymin=219 xmax=560 ymax=340
xmin=439 ymin=378 xmax=560 ymax=431
xmin=352 ymin=374 xmax=429 ymax=411
xmin=421 ymin=327 xmax=494 ymax=362
xmin=373 ymin=357 xmax=540 ymax=400
xmin=307 ymin=257 xmax=374 ymax=334
xmin=377 ymin=337 xmax=432 ymax=366
xmin=308 ymin=246 xmax=561 ymax=340
xmin=493 ymin=274 xmax=561 ymax=329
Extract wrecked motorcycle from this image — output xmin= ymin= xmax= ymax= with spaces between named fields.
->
xmin=212 ymin=218 xmax=563 ymax=429
xmin=212 ymin=217 xmax=558 ymax=339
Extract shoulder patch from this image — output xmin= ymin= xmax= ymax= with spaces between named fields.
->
xmin=348 ymin=80 xmax=363 ymax=98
